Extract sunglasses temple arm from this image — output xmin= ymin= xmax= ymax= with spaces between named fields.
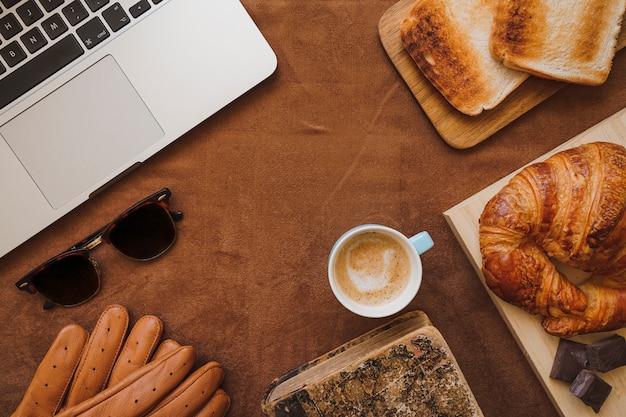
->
xmin=16 ymin=279 xmax=37 ymax=293
xmin=170 ymin=210 xmax=183 ymax=221
xmin=14 ymin=273 xmax=56 ymax=308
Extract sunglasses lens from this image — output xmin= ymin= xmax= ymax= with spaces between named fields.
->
xmin=32 ymin=254 xmax=99 ymax=306
xmin=109 ymin=203 xmax=176 ymax=260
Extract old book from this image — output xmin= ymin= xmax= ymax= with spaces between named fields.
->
xmin=262 ymin=310 xmax=484 ymax=416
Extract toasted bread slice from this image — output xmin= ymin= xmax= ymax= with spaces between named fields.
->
xmin=400 ymin=0 xmax=529 ymax=116
xmin=491 ymin=0 xmax=626 ymax=85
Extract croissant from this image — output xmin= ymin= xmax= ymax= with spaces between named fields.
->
xmin=479 ymin=142 xmax=626 ymax=337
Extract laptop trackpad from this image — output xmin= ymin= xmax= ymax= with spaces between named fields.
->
xmin=0 ymin=56 xmax=164 ymax=209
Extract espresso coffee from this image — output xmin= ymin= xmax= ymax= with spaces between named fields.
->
xmin=333 ymin=231 xmax=411 ymax=307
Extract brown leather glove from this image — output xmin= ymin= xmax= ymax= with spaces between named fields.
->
xmin=12 ymin=304 xmax=230 ymax=417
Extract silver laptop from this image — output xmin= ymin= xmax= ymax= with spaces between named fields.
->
xmin=0 ymin=0 xmax=277 ymax=257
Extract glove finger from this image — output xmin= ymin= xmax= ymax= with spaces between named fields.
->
xmin=152 ymin=339 xmax=182 ymax=361
xmin=148 ymin=342 xmax=229 ymax=417
xmin=145 ymin=361 xmax=225 ymax=417
xmin=63 ymin=304 xmax=130 ymax=408
xmin=107 ymin=314 xmax=163 ymax=388
xmin=55 ymin=345 xmax=196 ymax=417
xmin=11 ymin=324 xmax=88 ymax=417
xmin=194 ymin=389 xmax=231 ymax=417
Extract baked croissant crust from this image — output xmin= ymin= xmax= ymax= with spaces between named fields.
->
xmin=479 ymin=142 xmax=626 ymax=337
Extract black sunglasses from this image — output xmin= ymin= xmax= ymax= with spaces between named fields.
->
xmin=15 ymin=188 xmax=183 ymax=309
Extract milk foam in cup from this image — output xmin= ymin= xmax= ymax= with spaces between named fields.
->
xmin=328 ymin=224 xmax=433 ymax=318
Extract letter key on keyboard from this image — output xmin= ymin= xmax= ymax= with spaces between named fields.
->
xmin=16 ymin=0 xmax=44 ymax=26
xmin=0 ymin=13 xmax=23 ymax=39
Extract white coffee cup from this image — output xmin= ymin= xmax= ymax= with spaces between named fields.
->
xmin=328 ymin=224 xmax=434 ymax=318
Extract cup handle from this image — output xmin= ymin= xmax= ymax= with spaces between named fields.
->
xmin=409 ymin=231 xmax=434 ymax=255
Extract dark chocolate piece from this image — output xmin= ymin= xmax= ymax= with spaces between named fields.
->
xmin=569 ymin=369 xmax=612 ymax=413
xmin=550 ymin=339 xmax=588 ymax=382
xmin=586 ymin=334 xmax=626 ymax=373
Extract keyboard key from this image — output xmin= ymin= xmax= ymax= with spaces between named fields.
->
xmin=102 ymin=2 xmax=129 ymax=32
xmin=17 ymin=0 xmax=44 ymax=26
xmin=0 ymin=61 xmax=6 ymax=75
xmin=38 ymin=0 xmax=65 ymax=13
xmin=1 ymin=0 xmax=20 ymax=8
xmin=129 ymin=0 xmax=149 ymax=18
xmin=62 ymin=0 xmax=88 ymax=26
xmin=20 ymin=26 xmax=47 ymax=53
xmin=0 ymin=34 xmax=83 ymax=108
xmin=0 ymin=13 xmax=22 ymax=40
xmin=41 ymin=12 xmax=67 ymax=39
xmin=0 ymin=40 xmax=26 ymax=66
xmin=76 ymin=16 xmax=108 ymax=49
xmin=84 ymin=0 xmax=108 ymax=12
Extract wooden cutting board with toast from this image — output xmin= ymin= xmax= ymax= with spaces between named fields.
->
xmin=379 ymin=0 xmax=626 ymax=149
xmin=444 ymin=108 xmax=626 ymax=417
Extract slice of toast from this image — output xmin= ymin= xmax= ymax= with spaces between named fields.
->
xmin=400 ymin=0 xmax=529 ymax=116
xmin=491 ymin=0 xmax=626 ymax=86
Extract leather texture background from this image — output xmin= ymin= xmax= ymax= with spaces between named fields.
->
xmin=1 ymin=1 xmax=625 ymax=416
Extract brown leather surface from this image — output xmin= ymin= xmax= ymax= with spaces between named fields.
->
xmin=1 ymin=2 xmax=625 ymax=416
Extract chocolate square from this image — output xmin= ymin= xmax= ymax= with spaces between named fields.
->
xmin=549 ymin=339 xmax=588 ymax=382
xmin=569 ymin=369 xmax=612 ymax=413
xmin=586 ymin=334 xmax=626 ymax=373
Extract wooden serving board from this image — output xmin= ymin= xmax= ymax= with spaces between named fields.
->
xmin=378 ymin=0 xmax=626 ymax=149
xmin=443 ymin=108 xmax=626 ymax=417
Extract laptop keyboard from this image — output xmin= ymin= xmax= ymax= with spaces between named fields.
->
xmin=0 ymin=0 xmax=165 ymax=109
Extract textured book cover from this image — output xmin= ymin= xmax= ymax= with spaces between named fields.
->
xmin=262 ymin=310 xmax=484 ymax=417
